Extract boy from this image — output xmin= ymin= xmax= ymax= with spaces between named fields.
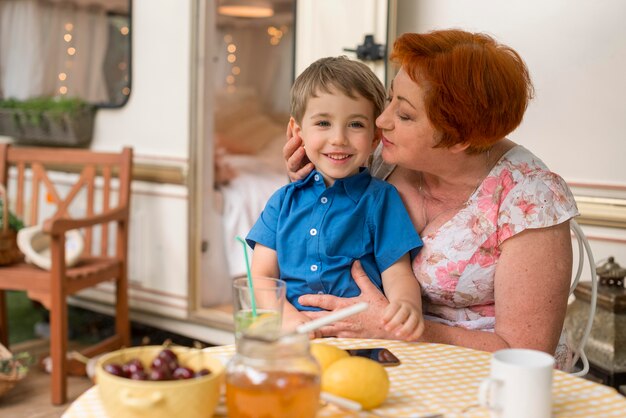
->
xmin=246 ymin=56 xmax=424 ymax=341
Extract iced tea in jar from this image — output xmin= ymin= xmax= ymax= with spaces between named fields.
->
xmin=226 ymin=332 xmax=321 ymax=418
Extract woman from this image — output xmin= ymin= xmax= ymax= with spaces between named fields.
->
xmin=283 ymin=30 xmax=578 ymax=369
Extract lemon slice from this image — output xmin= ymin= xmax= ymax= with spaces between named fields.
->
xmin=247 ymin=311 xmax=280 ymax=331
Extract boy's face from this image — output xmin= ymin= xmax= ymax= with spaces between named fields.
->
xmin=291 ymin=87 xmax=380 ymax=186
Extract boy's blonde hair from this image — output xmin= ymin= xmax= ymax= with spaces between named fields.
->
xmin=290 ymin=56 xmax=386 ymax=124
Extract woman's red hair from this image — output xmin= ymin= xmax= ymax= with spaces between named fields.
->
xmin=390 ymin=30 xmax=534 ymax=153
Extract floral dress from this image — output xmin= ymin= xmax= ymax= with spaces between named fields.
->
xmin=372 ymin=145 xmax=579 ymax=369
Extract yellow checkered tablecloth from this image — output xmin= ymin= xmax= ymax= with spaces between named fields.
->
xmin=63 ymin=338 xmax=626 ymax=418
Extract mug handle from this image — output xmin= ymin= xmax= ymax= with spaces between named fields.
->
xmin=478 ymin=378 xmax=503 ymax=412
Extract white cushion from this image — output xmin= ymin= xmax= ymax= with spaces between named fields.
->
xmin=17 ymin=224 xmax=84 ymax=270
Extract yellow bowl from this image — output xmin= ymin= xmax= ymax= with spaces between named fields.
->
xmin=96 ymin=345 xmax=224 ymax=418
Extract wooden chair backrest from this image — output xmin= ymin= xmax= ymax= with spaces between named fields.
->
xmin=0 ymin=145 xmax=132 ymax=257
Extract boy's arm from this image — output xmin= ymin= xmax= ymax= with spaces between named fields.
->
xmin=250 ymin=243 xmax=312 ymax=332
xmin=381 ymin=253 xmax=424 ymax=341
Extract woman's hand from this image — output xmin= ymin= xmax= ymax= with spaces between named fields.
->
xmin=284 ymin=120 xmax=314 ymax=182
xmin=298 ymin=260 xmax=393 ymax=338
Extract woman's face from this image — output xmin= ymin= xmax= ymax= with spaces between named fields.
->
xmin=376 ymin=68 xmax=439 ymax=169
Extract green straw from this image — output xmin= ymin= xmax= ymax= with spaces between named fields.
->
xmin=235 ymin=236 xmax=257 ymax=318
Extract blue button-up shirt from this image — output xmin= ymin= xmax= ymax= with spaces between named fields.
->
xmin=247 ymin=168 xmax=423 ymax=311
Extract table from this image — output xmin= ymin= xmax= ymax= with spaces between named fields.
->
xmin=63 ymin=338 xmax=626 ymax=418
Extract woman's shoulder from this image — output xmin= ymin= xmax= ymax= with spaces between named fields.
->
xmin=486 ymin=145 xmax=579 ymax=233
xmin=492 ymin=145 xmax=570 ymax=189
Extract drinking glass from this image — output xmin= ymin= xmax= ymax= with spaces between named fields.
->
xmin=232 ymin=276 xmax=285 ymax=342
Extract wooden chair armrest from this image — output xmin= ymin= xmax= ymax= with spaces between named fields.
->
xmin=42 ymin=207 xmax=129 ymax=235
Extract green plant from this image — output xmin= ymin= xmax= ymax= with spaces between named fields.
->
xmin=0 ymin=96 xmax=93 ymax=126
xmin=0 ymin=200 xmax=24 ymax=231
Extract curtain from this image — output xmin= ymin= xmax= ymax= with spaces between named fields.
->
xmin=0 ymin=0 xmax=109 ymax=103
xmin=215 ymin=24 xmax=293 ymax=115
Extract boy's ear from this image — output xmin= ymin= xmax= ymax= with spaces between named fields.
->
xmin=289 ymin=117 xmax=302 ymax=135
xmin=372 ymin=127 xmax=383 ymax=147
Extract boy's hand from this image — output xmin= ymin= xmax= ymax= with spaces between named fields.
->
xmin=382 ymin=300 xmax=425 ymax=342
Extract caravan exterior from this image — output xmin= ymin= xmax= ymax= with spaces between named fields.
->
xmin=0 ymin=0 xmax=625 ymax=346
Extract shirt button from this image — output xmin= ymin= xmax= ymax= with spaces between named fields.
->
xmin=314 ymin=174 xmax=320 ymax=182
xmin=310 ymin=228 xmax=317 ymax=236
xmin=310 ymin=264 xmax=318 ymax=272
xmin=317 ymin=291 xmax=324 ymax=295
xmin=320 ymin=197 xmax=328 ymax=204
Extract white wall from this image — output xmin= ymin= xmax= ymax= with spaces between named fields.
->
xmin=396 ymin=0 xmax=626 ymax=188
xmin=92 ymin=0 xmax=192 ymax=158
xmin=82 ymin=0 xmax=192 ymax=315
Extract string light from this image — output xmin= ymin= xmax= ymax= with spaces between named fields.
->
xmin=224 ymin=34 xmax=238 ymax=91
xmin=122 ymin=87 xmax=130 ymax=96
xmin=60 ymin=22 xmax=74 ymax=98
xmin=267 ymin=25 xmax=286 ymax=46
xmin=120 ymin=26 xmax=129 ymax=36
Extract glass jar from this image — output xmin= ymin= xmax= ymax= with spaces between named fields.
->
xmin=225 ymin=333 xmax=321 ymax=418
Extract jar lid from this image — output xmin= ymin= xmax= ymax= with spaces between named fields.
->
xmin=596 ymin=257 xmax=626 ymax=279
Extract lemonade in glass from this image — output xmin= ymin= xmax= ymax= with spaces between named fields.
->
xmin=232 ymin=277 xmax=286 ymax=343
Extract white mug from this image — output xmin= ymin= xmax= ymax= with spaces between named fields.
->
xmin=479 ymin=348 xmax=554 ymax=418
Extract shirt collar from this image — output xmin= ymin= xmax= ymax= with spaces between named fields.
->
xmin=295 ymin=167 xmax=371 ymax=202
xmin=335 ymin=167 xmax=371 ymax=203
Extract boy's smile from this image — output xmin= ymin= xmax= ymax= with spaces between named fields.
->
xmin=293 ymin=87 xmax=379 ymax=186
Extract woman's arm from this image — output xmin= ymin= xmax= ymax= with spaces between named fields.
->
xmin=300 ymin=223 xmax=572 ymax=355
xmin=419 ymin=222 xmax=572 ymax=353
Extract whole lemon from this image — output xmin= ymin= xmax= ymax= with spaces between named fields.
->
xmin=322 ymin=357 xmax=390 ymax=410
xmin=310 ymin=343 xmax=349 ymax=372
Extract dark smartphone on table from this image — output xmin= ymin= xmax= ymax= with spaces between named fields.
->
xmin=346 ymin=348 xmax=401 ymax=367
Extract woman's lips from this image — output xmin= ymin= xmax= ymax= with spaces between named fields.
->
xmin=381 ymin=136 xmax=394 ymax=146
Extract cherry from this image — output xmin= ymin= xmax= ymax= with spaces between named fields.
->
xmin=149 ymin=368 xmax=171 ymax=381
xmin=104 ymin=363 xmax=125 ymax=377
xmin=123 ymin=358 xmax=144 ymax=375
xmin=158 ymin=348 xmax=178 ymax=363
xmin=151 ymin=356 xmax=169 ymax=372
xmin=158 ymin=349 xmax=179 ymax=371
xmin=172 ymin=366 xmax=194 ymax=380
xmin=129 ymin=370 xmax=148 ymax=380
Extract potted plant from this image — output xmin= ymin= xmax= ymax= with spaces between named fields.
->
xmin=0 ymin=184 xmax=24 ymax=266
xmin=0 ymin=97 xmax=96 ymax=147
